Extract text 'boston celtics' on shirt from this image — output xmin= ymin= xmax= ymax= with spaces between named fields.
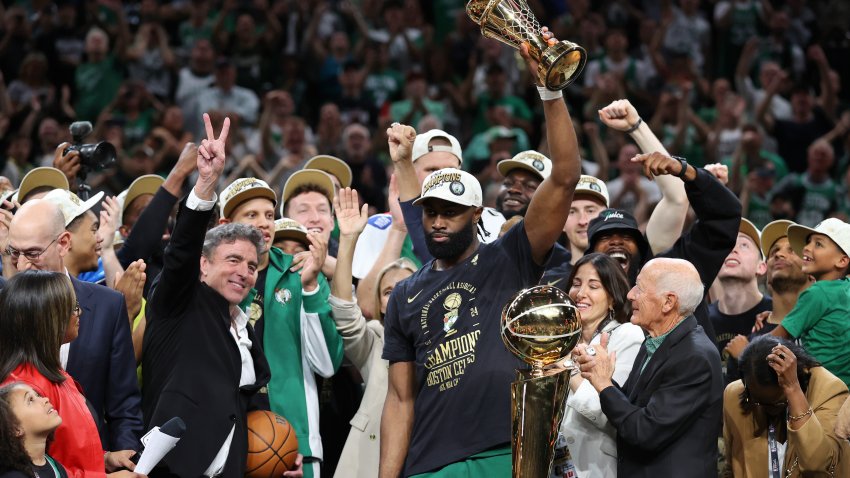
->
xmin=382 ymin=221 xmax=546 ymax=476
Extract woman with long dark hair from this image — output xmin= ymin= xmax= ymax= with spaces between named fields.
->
xmin=0 ymin=271 xmax=143 ymax=478
xmin=723 ymin=335 xmax=850 ymax=477
xmin=559 ymin=253 xmax=646 ymax=477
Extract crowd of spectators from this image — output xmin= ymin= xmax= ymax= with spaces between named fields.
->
xmin=0 ymin=0 xmax=846 ymax=228
xmin=1 ymin=0 xmax=850 ymax=477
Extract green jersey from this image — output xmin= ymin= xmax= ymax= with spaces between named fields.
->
xmin=782 ymin=279 xmax=850 ymax=387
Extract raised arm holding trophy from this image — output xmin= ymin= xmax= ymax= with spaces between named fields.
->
xmin=378 ymin=9 xmax=583 ymax=478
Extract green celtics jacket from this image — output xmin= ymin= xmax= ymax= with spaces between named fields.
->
xmin=240 ymin=247 xmax=344 ymax=461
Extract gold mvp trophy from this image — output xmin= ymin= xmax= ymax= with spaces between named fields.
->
xmin=501 ymin=285 xmax=581 ymax=478
xmin=466 ymin=0 xmax=587 ymax=90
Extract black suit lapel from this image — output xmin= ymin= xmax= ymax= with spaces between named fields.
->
xmin=627 ymin=316 xmax=697 ymax=401
xmin=623 ymin=343 xmax=648 ymax=395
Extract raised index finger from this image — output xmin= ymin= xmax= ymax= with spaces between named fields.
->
xmin=218 ymin=117 xmax=231 ymax=143
xmin=203 ymin=113 xmax=215 ymax=141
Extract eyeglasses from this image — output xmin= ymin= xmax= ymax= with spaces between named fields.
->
xmin=72 ymin=301 xmax=81 ymax=317
xmin=5 ymin=236 xmax=60 ymax=262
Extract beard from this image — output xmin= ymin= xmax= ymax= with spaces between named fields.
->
xmin=425 ymin=220 xmax=476 ymax=260
xmin=770 ymin=273 xmax=809 ymax=294
xmin=496 ymin=194 xmax=529 ymax=220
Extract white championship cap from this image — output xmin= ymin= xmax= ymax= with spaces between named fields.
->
xmin=497 ymin=150 xmax=552 ymax=181
xmin=788 ymin=218 xmax=850 ymax=257
xmin=42 ymin=189 xmax=104 ymax=227
xmin=412 ymin=168 xmax=482 ymax=208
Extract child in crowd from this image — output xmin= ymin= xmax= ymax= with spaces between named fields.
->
xmin=776 ymin=218 xmax=850 ymax=386
xmin=0 ymin=382 xmax=68 ymax=478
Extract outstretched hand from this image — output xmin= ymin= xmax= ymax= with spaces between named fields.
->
xmin=334 ymin=187 xmax=369 ymax=237
xmin=630 ymin=152 xmax=685 ymax=180
xmin=98 ymin=196 xmax=122 ymax=250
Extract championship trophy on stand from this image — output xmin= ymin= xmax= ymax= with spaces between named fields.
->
xmin=466 ymin=0 xmax=587 ymax=90
xmin=501 ymin=285 xmax=581 ymax=478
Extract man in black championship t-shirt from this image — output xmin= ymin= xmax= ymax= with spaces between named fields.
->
xmin=379 ymin=79 xmax=581 ymax=477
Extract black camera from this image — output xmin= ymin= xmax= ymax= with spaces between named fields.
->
xmin=64 ymin=121 xmax=116 ymax=200
xmin=64 ymin=121 xmax=116 ymax=176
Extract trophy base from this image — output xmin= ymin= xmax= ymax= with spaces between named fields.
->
xmin=538 ymin=41 xmax=587 ymax=91
xmin=510 ymin=367 xmax=571 ymax=478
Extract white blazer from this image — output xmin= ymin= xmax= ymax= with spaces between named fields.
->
xmin=559 ymin=321 xmax=645 ymax=477
xmin=329 ymin=295 xmax=387 ymax=478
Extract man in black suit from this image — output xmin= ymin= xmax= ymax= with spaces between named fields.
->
xmin=142 ymin=115 xmax=272 ymax=477
xmin=7 ymin=198 xmax=143 ymax=463
xmin=576 ymin=257 xmax=723 ymax=478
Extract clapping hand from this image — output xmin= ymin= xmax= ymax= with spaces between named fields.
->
xmin=297 ymin=232 xmax=328 ymax=292
xmin=575 ymin=332 xmax=617 ymax=393
xmin=114 ymin=260 xmax=146 ymax=319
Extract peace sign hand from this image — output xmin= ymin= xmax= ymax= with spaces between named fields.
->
xmin=195 ymin=113 xmax=231 ymax=199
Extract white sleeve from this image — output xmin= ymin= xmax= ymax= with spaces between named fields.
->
xmin=565 ymin=324 xmax=645 ymax=429
xmin=299 ymin=288 xmax=336 ymax=378
xmin=186 ymin=189 xmax=217 ymax=211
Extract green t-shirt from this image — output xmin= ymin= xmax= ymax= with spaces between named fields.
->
xmin=179 ymin=20 xmax=214 ymax=48
xmin=662 ymin=123 xmax=705 ymax=167
xmin=835 ymin=187 xmax=850 ymax=220
xmin=74 ymin=54 xmax=124 ymax=121
xmin=364 ymin=68 xmax=404 ymax=109
xmin=389 ymin=98 xmax=446 ymax=126
xmin=113 ymin=108 xmax=156 ymax=148
xmin=774 ymin=173 xmax=838 ymax=227
xmin=782 ymin=279 xmax=850 ymax=386
xmin=721 ymin=149 xmax=789 ymax=182
xmin=473 ymin=93 xmax=533 ymax=134
xmin=746 ymin=193 xmax=773 ymax=229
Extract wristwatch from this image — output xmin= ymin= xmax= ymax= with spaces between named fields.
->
xmin=671 ymin=156 xmax=689 ymax=179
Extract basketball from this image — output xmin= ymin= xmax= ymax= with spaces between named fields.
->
xmin=246 ymin=410 xmax=299 ymax=477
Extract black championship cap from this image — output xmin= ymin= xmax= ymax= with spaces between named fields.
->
xmin=585 ymin=208 xmax=650 ymax=258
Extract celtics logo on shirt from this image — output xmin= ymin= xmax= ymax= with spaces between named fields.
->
xmin=443 ymin=293 xmax=461 ymax=333
xmin=248 ymin=293 xmax=263 ymax=327
xmin=420 ymin=282 xmax=482 ymax=392
xmin=274 ymin=288 xmax=292 ymax=305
